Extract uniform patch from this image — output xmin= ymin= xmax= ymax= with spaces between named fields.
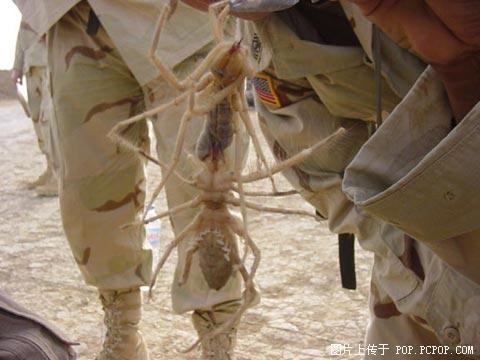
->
xmin=250 ymin=32 xmax=262 ymax=63
xmin=252 ymin=73 xmax=282 ymax=108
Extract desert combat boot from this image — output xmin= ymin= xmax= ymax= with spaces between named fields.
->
xmin=192 ymin=310 xmax=237 ymax=360
xmin=96 ymin=288 xmax=149 ymax=360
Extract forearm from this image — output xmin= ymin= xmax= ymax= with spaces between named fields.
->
xmin=433 ymin=54 xmax=480 ymax=122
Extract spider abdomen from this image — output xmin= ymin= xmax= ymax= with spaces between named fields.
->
xmin=197 ymin=227 xmax=235 ymax=290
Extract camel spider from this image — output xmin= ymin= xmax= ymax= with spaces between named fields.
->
xmin=108 ymin=0 xmax=345 ymax=352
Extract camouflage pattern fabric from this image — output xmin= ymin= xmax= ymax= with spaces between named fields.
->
xmin=25 ymin=66 xmax=59 ymax=172
xmin=48 ymin=1 xmax=247 ymax=314
xmin=14 ymin=22 xmax=59 ymax=175
xmin=13 ymin=0 xmax=214 ymax=87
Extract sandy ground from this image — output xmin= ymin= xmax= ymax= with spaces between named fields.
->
xmin=0 ymin=99 xmax=373 ymax=359
xmin=0 ymin=71 xmax=16 ymax=99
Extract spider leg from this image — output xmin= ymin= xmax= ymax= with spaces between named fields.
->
xmin=231 ymin=187 xmax=298 ymax=197
xmin=138 ymin=150 xmax=195 ymax=186
xmin=232 ymin=108 xmax=249 ymax=246
xmin=193 ymin=76 xmax=244 ymax=115
xmin=149 ymin=212 xmax=203 ymax=298
xmin=149 ymin=3 xmax=185 ymax=90
xmin=144 ymin=195 xmax=202 ymax=225
xmin=108 ymin=91 xmax=191 ymax=143
xmin=229 ymin=216 xmax=261 ymax=287
xmin=227 ymin=196 xmax=320 ymax=220
xmin=144 ymin=89 xmax=196 ymax=219
xmin=179 ymin=244 xmax=199 ymax=286
xmin=209 ymin=0 xmax=230 ymax=42
xmin=150 ymin=2 xmax=234 ymax=91
xmin=143 ymin=79 xmax=243 ymax=216
xmin=108 ymin=73 xmax=215 ymax=144
xmin=120 ymin=195 xmax=201 ymax=230
xmin=108 ymin=126 xmax=195 ymax=187
xmin=233 ymin=88 xmax=278 ymax=192
xmin=241 ymin=128 xmax=346 ymax=183
xmin=183 ymin=216 xmax=260 ymax=353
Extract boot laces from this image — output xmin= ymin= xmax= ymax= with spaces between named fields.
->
xmin=98 ymin=293 xmax=122 ymax=359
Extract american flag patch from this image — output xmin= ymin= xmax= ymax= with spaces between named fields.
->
xmin=252 ymin=73 xmax=282 ymax=108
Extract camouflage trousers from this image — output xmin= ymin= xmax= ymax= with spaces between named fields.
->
xmin=48 ymin=2 xmax=246 ymax=314
xmin=26 ymin=66 xmax=59 ymax=174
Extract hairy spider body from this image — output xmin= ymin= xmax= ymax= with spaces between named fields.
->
xmin=180 ymin=159 xmax=240 ymax=291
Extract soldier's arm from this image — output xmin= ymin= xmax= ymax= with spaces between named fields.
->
xmin=348 ymin=0 xmax=480 ymax=122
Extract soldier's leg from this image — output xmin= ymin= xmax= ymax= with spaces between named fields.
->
xmin=25 ymin=67 xmax=51 ymax=189
xmin=48 ymin=2 xmax=150 ymax=359
xmin=146 ymin=46 xmax=250 ymax=358
xmin=36 ymin=66 xmax=59 ymax=197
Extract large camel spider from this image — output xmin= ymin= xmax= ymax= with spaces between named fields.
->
xmin=108 ymin=0 xmax=344 ymax=352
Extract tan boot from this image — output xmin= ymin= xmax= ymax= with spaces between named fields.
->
xmin=192 ymin=310 xmax=237 ymax=360
xmin=96 ymin=288 xmax=149 ymax=360
xmin=36 ymin=172 xmax=58 ymax=197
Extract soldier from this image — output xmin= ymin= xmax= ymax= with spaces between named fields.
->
xmin=12 ymin=1 xmax=248 ymax=359
xmin=186 ymin=0 xmax=480 ymax=358
xmin=11 ymin=21 xmax=59 ymax=197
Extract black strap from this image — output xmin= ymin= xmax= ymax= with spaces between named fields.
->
xmin=86 ymin=9 xmax=100 ymax=36
xmin=338 ymin=233 xmax=356 ymax=290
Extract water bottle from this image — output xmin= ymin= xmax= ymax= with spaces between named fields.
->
xmin=145 ymin=205 xmax=161 ymax=266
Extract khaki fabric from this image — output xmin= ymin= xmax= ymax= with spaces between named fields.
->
xmin=14 ymin=21 xmax=47 ymax=73
xmin=242 ymin=2 xmax=480 ymax=357
xmin=13 ymin=0 xmax=80 ymax=38
xmin=365 ymin=313 xmax=470 ymax=360
xmin=14 ymin=19 xmax=60 ymax=176
xmin=14 ymin=0 xmax=213 ymax=86
xmin=343 ymin=67 xmax=480 ymax=284
xmin=48 ymin=2 xmax=246 ymax=313
xmin=245 ymin=9 xmax=401 ymax=123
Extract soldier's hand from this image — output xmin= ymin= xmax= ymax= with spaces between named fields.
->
xmin=10 ymin=69 xmax=23 ymax=85
xmin=349 ymin=0 xmax=480 ymax=121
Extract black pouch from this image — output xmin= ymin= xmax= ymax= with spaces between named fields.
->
xmin=86 ymin=9 xmax=100 ymax=36
xmin=0 ymin=291 xmax=77 ymax=360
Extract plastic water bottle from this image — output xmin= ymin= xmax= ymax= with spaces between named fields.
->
xmin=145 ymin=205 xmax=161 ymax=266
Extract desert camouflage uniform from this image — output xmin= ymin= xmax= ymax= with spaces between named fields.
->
xmin=13 ymin=21 xmax=59 ymax=180
xmin=243 ymin=1 xmax=480 ymax=358
xmin=13 ymin=0 xmax=247 ymax=346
